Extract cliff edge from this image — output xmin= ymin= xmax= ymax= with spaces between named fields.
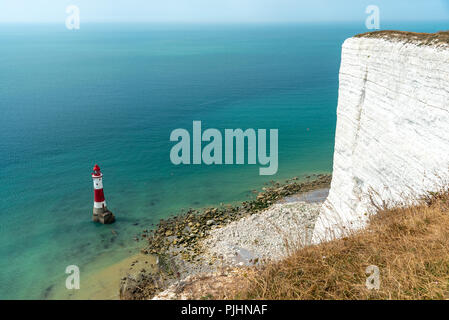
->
xmin=313 ymin=30 xmax=449 ymax=242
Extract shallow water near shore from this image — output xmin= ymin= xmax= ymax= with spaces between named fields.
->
xmin=1 ymin=21 xmax=447 ymax=299
xmin=48 ymin=253 xmax=158 ymax=300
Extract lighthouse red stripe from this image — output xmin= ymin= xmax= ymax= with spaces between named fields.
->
xmin=94 ymin=189 xmax=105 ymax=202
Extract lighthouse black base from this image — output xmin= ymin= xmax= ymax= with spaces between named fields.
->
xmin=93 ymin=207 xmax=115 ymax=224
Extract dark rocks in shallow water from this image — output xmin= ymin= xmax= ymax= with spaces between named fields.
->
xmin=43 ymin=284 xmax=54 ymax=299
xmin=120 ymin=255 xmax=178 ymax=300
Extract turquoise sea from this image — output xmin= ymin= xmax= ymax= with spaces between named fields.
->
xmin=0 ymin=22 xmax=447 ymax=299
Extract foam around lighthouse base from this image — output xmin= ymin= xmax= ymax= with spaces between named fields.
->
xmin=92 ymin=208 xmax=116 ymax=224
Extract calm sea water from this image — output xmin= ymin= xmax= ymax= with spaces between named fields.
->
xmin=0 ymin=22 xmax=447 ymax=299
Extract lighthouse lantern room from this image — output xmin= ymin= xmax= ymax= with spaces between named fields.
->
xmin=92 ymin=164 xmax=115 ymax=224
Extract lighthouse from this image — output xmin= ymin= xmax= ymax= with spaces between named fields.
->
xmin=92 ymin=164 xmax=115 ymax=224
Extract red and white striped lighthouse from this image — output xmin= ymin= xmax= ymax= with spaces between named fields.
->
xmin=92 ymin=164 xmax=115 ymax=224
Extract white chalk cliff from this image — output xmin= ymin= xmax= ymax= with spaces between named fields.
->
xmin=313 ymin=31 xmax=449 ymax=242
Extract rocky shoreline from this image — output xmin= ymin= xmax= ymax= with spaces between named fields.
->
xmin=120 ymin=174 xmax=331 ymax=299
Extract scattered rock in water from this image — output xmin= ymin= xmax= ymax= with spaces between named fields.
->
xmin=43 ymin=284 xmax=54 ymax=299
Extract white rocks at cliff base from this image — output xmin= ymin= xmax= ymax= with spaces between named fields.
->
xmin=313 ymin=31 xmax=449 ymax=242
xmin=202 ymin=201 xmax=322 ymax=265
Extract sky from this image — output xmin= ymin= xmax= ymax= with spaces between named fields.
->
xmin=0 ymin=0 xmax=448 ymax=23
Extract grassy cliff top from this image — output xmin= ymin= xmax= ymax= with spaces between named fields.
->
xmin=236 ymin=188 xmax=449 ymax=300
xmin=355 ymin=30 xmax=449 ymax=47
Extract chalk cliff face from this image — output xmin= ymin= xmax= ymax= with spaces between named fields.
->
xmin=313 ymin=31 xmax=449 ymax=242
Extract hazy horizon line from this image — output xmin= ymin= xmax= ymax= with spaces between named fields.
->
xmin=1 ymin=19 xmax=448 ymax=25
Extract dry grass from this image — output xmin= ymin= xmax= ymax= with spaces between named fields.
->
xmin=355 ymin=30 xmax=449 ymax=47
xmin=234 ymin=189 xmax=449 ymax=300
